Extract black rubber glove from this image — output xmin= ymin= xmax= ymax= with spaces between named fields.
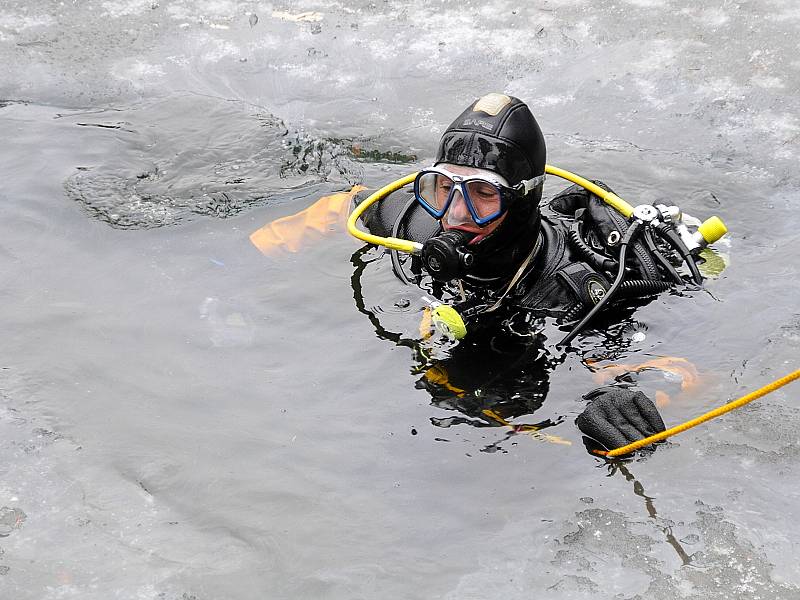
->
xmin=576 ymin=387 xmax=666 ymax=454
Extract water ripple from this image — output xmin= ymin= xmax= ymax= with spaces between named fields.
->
xmin=62 ymin=94 xmax=365 ymax=229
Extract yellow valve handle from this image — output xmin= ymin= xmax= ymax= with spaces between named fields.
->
xmin=698 ymin=215 xmax=728 ymax=245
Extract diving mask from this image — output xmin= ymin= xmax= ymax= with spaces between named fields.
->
xmin=414 ymin=165 xmax=545 ymax=227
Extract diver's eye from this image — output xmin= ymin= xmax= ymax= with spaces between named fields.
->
xmin=466 ymin=181 xmax=501 ymax=203
xmin=472 ymin=183 xmax=496 ymax=198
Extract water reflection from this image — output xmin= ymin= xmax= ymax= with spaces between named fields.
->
xmin=608 ymin=462 xmax=693 ymax=566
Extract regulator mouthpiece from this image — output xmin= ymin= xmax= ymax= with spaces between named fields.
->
xmin=421 ymin=230 xmax=477 ymax=282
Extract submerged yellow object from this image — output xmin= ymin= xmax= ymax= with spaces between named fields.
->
xmin=482 ymin=409 xmax=572 ymax=446
xmin=423 ymin=365 xmax=466 ymax=396
xmin=698 ymin=248 xmax=727 ymax=278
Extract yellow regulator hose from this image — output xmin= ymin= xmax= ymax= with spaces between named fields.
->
xmin=600 ymin=368 xmax=800 ymax=457
xmin=346 ymin=165 xmax=635 ymax=253
xmin=346 ymin=173 xmax=422 ymax=254
xmin=544 ymin=165 xmax=634 ymax=218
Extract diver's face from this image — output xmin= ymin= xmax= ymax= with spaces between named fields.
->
xmin=437 ymin=164 xmax=508 ymax=243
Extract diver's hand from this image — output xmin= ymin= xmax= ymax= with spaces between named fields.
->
xmin=576 ymin=387 xmax=666 ymax=454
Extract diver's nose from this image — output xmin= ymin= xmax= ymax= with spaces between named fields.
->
xmin=445 ymin=189 xmax=472 ymax=226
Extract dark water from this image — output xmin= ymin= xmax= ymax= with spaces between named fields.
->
xmin=2 ymin=1 xmax=800 ymax=598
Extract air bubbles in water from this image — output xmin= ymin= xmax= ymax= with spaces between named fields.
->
xmin=199 ymin=297 xmax=254 ymax=348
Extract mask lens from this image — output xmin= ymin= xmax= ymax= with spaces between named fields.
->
xmin=416 ymin=169 xmax=509 ymax=226
xmin=464 ymin=180 xmax=503 ymax=220
xmin=417 ymin=172 xmax=455 ymax=216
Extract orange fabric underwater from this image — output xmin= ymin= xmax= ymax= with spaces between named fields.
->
xmin=250 ymin=186 xmax=366 ymax=255
xmin=587 ymin=356 xmax=701 ymax=408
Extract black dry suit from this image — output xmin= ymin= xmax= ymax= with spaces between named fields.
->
xmin=360 ymin=181 xmax=677 ymax=325
xmin=356 ymin=182 xmax=683 ymax=431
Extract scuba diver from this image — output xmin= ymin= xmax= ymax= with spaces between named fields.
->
xmin=348 ymin=93 xmax=727 ymax=455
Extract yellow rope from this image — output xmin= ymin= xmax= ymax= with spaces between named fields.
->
xmin=601 ymin=368 xmax=800 ymax=457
